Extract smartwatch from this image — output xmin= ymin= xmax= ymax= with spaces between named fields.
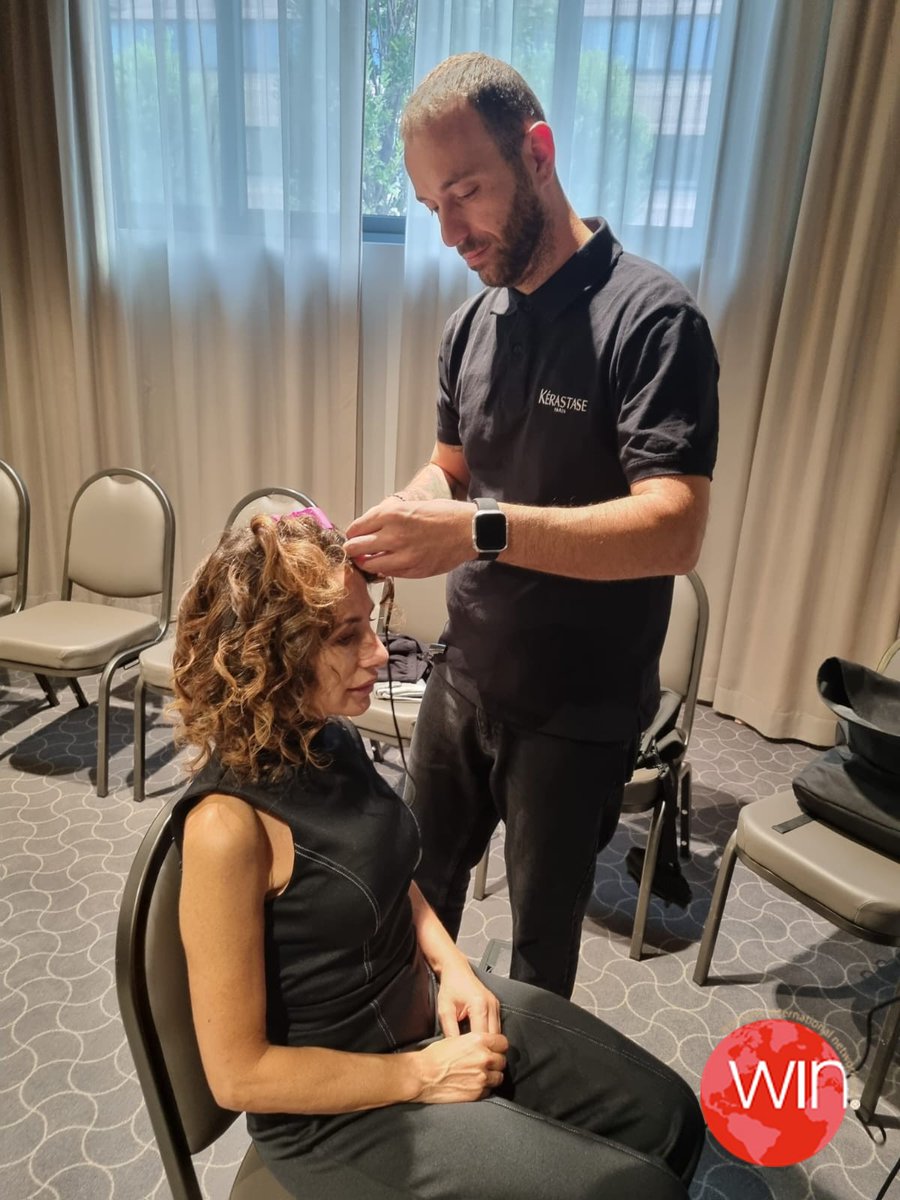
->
xmin=472 ymin=498 xmax=508 ymax=561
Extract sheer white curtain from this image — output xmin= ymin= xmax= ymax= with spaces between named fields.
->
xmin=41 ymin=0 xmax=365 ymax=595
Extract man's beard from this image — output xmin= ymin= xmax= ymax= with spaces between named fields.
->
xmin=472 ymin=170 xmax=549 ymax=289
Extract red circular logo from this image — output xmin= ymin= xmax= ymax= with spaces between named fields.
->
xmin=700 ymin=1019 xmax=847 ymax=1166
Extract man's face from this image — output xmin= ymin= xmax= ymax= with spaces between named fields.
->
xmin=404 ymin=102 xmax=549 ymax=290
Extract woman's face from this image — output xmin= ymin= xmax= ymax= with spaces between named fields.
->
xmin=312 ymin=567 xmax=388 ymax=717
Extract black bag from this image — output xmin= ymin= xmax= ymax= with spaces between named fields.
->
xmin=625 ymin=690 xmax=693 ymax=908
xmin=792 ymin=657 xmax=900 ymax=857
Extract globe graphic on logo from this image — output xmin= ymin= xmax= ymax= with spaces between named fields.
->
xmin=700 ymin=1019 xmax=846 ymax=1167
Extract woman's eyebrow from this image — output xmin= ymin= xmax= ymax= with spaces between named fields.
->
xmin=332 ymin=615 xmax=363 ymax=634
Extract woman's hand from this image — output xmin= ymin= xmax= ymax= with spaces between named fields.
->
xmin=436 ymin=958 xmax=502 ymax=1037
xmin=412 ymin=1032 xmax=509 ymax=1103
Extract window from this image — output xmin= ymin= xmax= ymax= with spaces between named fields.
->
xmin=363 ymin=0 xmax=416 ymax=222
xmin=102 ymin=0 xmax=726 ymax=240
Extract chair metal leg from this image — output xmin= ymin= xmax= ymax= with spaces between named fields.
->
xmin=35 ymin=674 xmax=59 ymax=707
xmin=629 ymin=791 xmax=668 ymax=961
xmin=96 ymin=661 xmax=118 ymax=798
xmin=693 ymin=830 xmax=739 ymax=985
xmin=679 ymin=764 xmax=692 ymax=859
xmin=133 ymin=675 xmax=147 ymax=802
xmin=857 ymin=979 xmax=900 ymax=1123
xmin=70 ymin=679 xmax=89 ymax=708
xmin=473 ymin=847 xmax=489 ymax=901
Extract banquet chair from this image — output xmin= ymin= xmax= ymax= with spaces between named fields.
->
xmin=693 ymin=638 xmax=900 ymax=1122
xmin=132 ymin=487 xmax=314 ymax=801
xmin=472 ymin=570 xmax=710 ymax=962
xmin=0 ymin=459 xmax=57 ymax=704
xmin=116 ymin=796 xmax=295 ymax=1200
xmin=350 ymin=573 xmax=448 ymax=758
xmin=0 ymin=468 xmax=174 ymax=796
xmin=0 ymin=458 xmax=30 ymax=617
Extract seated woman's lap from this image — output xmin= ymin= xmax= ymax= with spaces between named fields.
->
xmin=256 ymin=971 xmax=703 ymax=1200
xmin=482 ymin=969 xmax=704 ymax=1180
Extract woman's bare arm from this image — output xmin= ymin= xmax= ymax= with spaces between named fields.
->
xmin=179 ymin=794 xmax=506 ymax=1114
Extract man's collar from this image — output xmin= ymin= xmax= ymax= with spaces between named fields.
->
xmin=489 ymin=219 xmax=622 ymax=320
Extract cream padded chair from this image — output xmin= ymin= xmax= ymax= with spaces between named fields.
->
xmin=132 ymin=487 xmax=314 ymax=801
xmin=0 ymin=459 xmax=58 ymax=705
xmin=116 ymin=796 xmax=295 ymax=1200
xmin=0 ymin=458 xmax=29 ymax=617
xmin=472 ymin=570 xmax=709 ymax=962
xmin=693 ymin=639 xmax=900 ymax=1122
xmin=0 ymin=468 xmax=174 ymax=796
xmin=350 ymin=573 xmax=448 ymax=754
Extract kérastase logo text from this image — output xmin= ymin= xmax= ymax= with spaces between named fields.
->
xmin=537 ymin=387 xmax=588 ymax=414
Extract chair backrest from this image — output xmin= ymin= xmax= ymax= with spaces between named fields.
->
xmin=0 ymin=459 xmax=29 ymax=611
xmin=116 ymin=797 xmax=238 ymax=1200
xmin=658 ymin=571 xmax=709 ymax=745
xmin=876 ymin=638 xmax=900 ymax=681
xmin=63 ymin=469 xmax=175 ymax=622
xmin=380 ymin=574 xmax=449 ymax=645
xmin=225 ymin=487 xmax=316 ymax=530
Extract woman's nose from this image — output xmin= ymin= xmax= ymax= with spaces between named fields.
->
xmin=365 ymin=630 xmax=389 ymax=669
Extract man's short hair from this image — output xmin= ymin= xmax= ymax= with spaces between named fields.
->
xmin=400 ymin=52 xmax=546 ymax=165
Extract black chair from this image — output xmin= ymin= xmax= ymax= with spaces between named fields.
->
xmin=116 ymin=795 xmax=295 ymax=1200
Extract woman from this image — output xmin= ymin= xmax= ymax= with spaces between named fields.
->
xmin=171 ymin=510 xmax=705 ymax=1199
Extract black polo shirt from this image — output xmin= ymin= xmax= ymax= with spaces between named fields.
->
xmin=436 ymin=221 xmax=719 ymax=742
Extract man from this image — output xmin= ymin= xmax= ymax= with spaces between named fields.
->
xmin=345 ymin=52 xmax=718 ymax=999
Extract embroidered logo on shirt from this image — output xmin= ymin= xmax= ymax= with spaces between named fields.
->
xmin=537 ymin=387 xmax=588 ymax=415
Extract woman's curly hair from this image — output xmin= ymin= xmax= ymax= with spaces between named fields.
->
xmin=171 ymin=513 xmax=360 ymax=781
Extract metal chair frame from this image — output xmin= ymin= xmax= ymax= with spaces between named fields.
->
xmin=0 ymin=459 xmax=58 ymax=704
xmin=471 ymin=570 xmax=710 ymax=963
xmin=116 ymin=797 xmax=292 ymax=1200
xmin=0 ymin=468 xmax=175 ymax=795
xmin=694 ymin=638 xmax=900 ymax=1122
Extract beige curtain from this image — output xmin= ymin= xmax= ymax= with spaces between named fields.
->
xmin=1 ymin=2 xmax=364 ymax=608
xmin=0 ymin=2 xmax=102 ymax=601
xmin=704 ymin=0 xmax=900 ymax=745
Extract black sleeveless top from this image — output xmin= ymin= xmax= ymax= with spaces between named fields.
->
xmin=173 ymin=720 xmax=436 ymax=1060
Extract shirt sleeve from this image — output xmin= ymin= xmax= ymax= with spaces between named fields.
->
xmin=614 ymin=304 xmax=719 ymax=485
xmin=435 ymin=314 xmax=463 ymax=447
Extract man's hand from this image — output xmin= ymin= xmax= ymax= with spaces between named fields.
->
xmin=345 ymin=497 xmax=477 ymax=578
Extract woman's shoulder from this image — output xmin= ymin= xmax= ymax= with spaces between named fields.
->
xmin=172 ymin=756 xmax=273 ymax=853
xmin=181 ymin=791 xmax=268 ymax=866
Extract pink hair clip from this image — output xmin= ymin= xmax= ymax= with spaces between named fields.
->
xmin=273 ymin=506 xmax=334 ymax=530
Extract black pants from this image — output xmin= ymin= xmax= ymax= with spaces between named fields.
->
xmin=254 ymin=970 xmax=705 ymax=1199
xmin=406 ymin=666 xmax=633 ymax=998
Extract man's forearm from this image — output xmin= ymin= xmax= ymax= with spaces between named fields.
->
xmin=499 ymin=478 xmax=709 ymax=581
xmin=395 ymin=461 xmax=467 ymax=502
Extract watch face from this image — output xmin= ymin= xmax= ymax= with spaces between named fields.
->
xmin=475 ymin=509 xmax=508 ymax=552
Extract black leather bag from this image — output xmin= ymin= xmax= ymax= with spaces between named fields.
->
xmin=792 ymin=657 xmax=900 ymax=857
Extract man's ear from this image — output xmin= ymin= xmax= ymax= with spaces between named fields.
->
xmin=522 ymin=121 xmax=556 ymax=183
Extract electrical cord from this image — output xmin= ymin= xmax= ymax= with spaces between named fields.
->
xmin=851 ymin=995 xmax=900 ymax=1075
xmin=378 ymin=576 xmax=410 ymax=778
xmin=874 ymin=1156 xmax=900 ymax=1200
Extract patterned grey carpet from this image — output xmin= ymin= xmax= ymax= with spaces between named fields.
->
xmin=1 ymin=669 xmax=897 ymax=1199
